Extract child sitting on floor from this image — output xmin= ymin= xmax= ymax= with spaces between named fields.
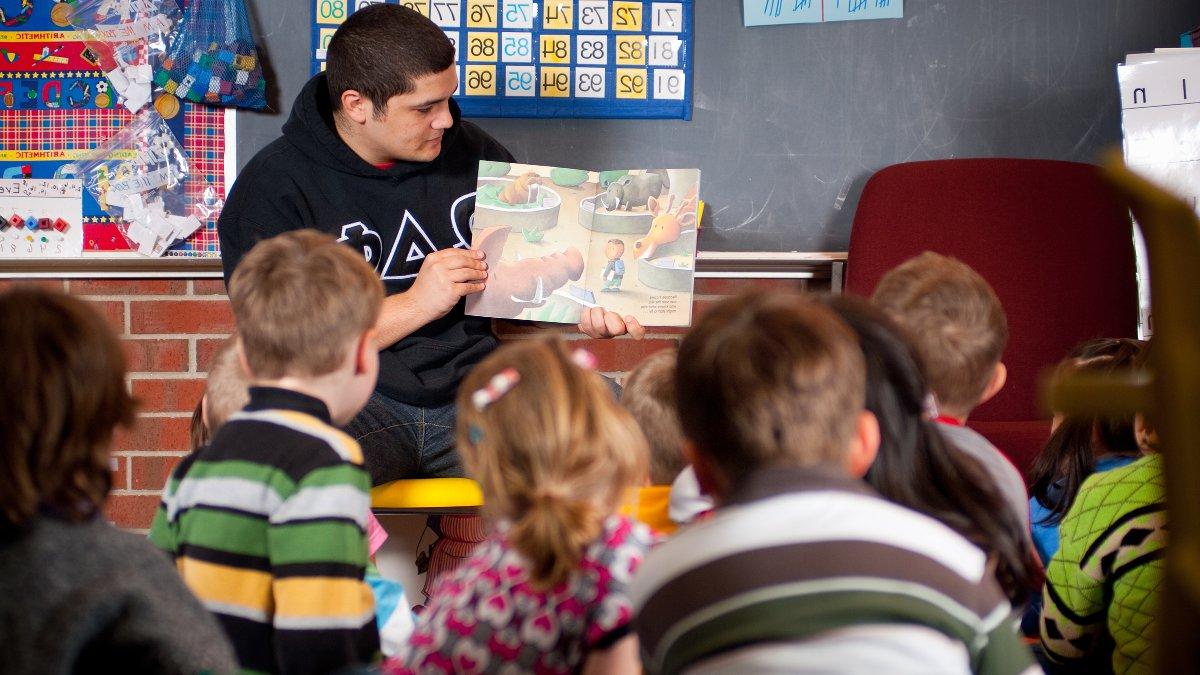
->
xmin=872 ymin=252 xmax=1032 ymax=533
xmin=822 ymin=294 xmax=1040 ymax=605
xmin=1027 ymin=338 xmax=1146 ymax=566
xmin=0 ymin=287 xmax=237 ymax=674
xmin=630 ymin=291 xmax=1035 ymax=674
xmin=390 ymin=338 xmax=652 ymax=674
xmin=150 ymin=230 xmax=384 ymax=673
xmin=188 ymin=336 xmax=415 ymax=656
xmin=1040 ymin=343 xmax=1165 ymax=675
xmin=621 ymin=348 xmax=691 ymax=534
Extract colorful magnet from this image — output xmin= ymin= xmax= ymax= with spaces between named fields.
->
xmin=53 ymin=218 xmax=70 ymax=233
xmin=24 ymin=215 xmax=36 ymax=231
xmin=5 ymin=214 xmax=20 ymax=229
xmin=37 ymin=217 xmax=52 ymax=231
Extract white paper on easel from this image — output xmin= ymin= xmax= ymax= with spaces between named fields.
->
xmin=0 ymin=180 xmax=85 ymax=258
xmin=1117 ymin=52 xmax=1200 ymax=337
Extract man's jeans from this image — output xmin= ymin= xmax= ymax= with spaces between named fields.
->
xmin=344 ymin=391 xmax=461 ymax=486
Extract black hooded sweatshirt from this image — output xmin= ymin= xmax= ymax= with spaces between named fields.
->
xmin=218 ymin=73 xmax=515 ymax=407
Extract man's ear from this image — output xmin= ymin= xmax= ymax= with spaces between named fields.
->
xmin=355 ymin=329 xmax=377 ymax=375
xmin=979 ymin=362 xmax=1007 ymax=407
xmin=339 ymin=89 xmax=374 ymax=125
xmin=682 ymin=439 xmax=726 ymax=502
xmin=845 ymin=411 xmax=881 ymax=478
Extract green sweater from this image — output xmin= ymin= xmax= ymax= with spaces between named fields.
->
xmin=150 ymin=387 xmax=379 ymax=674
xmin=1041 ymin=453 xmax=1166 ymax=674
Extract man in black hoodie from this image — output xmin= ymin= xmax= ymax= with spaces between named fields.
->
xmin=219 ymin=4 xmax=642 ymax=484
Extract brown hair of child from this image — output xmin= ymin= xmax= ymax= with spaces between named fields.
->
xmin=621 ymin=348 xmax=686 ymax=485
xmin=456 ymin=338 xmax=648 ymax=588
xmin=675 ymin=292 xmax=866 ymax=486
xmin=0 ymin=287 xmax=135 ymax=529
xmin=872 ymin=252 xmax=1008 ymax=418
xmin=228 ymin=230 xmax=384 ymax=379
xmin=189 ymin=336 xmax=251 ymax=450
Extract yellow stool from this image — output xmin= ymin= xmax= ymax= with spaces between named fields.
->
xmin=370 ymin=478 xmax=484 ymax=515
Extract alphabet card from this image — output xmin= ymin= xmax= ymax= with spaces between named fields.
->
xmin=744 ymin=0 xmax=902 ymax=26
xmin=1118 ymin=52 xmax=1200 ymax=214
xmin=0 ymin=179 xmax=85 ymax=258
xmin=465 ymin=161 xmax=700 ymax=327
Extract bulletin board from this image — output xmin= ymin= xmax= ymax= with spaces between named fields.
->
xmin=311 ymin=0 xmax=694 ymax=120
xmin=0 ymin=1 xmax=234 ymax=259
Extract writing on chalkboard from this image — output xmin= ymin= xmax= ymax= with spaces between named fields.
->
xmin=744 ymin=0 xmax=901 ymax=26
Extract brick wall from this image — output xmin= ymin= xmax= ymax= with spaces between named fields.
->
xmin=1 ymin=275 xmax=826 ymax=531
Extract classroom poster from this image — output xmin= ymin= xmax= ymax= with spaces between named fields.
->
xmin=1117 ymin=51 xmax=1200 ymax=336
xmin=744 ymin=0 xmax=902 ymax=27
xmin=0 ymin=0 xmax=234 ymax=257
xmin=313 ymin=0 xmax=694 ymax=120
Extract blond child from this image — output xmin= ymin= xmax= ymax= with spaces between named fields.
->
xmin=0 ymin=288 xmax=236 ymax=674
xmin=390 ymin=338 xmax=652 ymax=674
xmin=872 ymin=252 xmax=1031 ymax=530
xmin=620 ymin=348 xmax=696 ymax=533
xmin=629 ymin=292 xmax=1035 ymax=674
xmin=150 ymin=230 xmax=384 ymax=673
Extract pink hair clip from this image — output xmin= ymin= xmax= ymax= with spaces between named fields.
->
xmin=472 ymin=368 xmax=521 ymax=411
xmin=571 ymin=348 xmax=598 ymax=371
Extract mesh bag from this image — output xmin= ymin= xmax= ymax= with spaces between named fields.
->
xmin=156 ymin=0 xmax=267 ymax=109
xmin=67 ymin=0 xmax=180 ymax=112
xmin=71 ymin=111 xmax=223 ymax=256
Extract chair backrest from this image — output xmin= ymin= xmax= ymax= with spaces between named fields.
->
xmin=845 ymin=159 xmax=1139 ymax=470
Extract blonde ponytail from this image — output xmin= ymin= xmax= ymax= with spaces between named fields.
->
xmin=456 ymin=338 xmax=649 ymax=589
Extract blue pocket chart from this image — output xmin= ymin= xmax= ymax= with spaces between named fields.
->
xmin=744 ymin=0 xmax=902 ymax=27
xmin=313 ymin=0 xmax=695 ymax=120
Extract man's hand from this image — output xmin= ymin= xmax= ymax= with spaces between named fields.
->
xmin=406 ymin=248 xmax=489 ymax=323
xmin=578 ymin=307 xmax=646 ymax=340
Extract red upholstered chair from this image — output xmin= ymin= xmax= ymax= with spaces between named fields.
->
xmin=845 ymin=159 xmax=1139 ymax=480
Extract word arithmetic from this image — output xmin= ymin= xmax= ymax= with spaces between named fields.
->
xmin=312 ymin=0 xmax=693 ymax=119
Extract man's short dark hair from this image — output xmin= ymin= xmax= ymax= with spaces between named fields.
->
xmin=326 ymin=4 xmax=455 ymax=115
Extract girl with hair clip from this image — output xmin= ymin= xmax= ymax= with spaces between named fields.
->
xmin=819 ymin=295 xmax=1041 ymax=607
xmin=388 ymin=338 xmax=651 ymax=675
xmin=1027 ymin=338 xmax=1146 ymax=566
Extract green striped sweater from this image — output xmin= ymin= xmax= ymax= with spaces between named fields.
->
xmin=149 ymin=387 xmax=379 ymax=674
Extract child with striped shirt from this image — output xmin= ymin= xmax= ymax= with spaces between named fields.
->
xmin=630 ymin=292 xmax=1036 ymax=674
xmin=150 ymin=230 xmax=385 ymax=674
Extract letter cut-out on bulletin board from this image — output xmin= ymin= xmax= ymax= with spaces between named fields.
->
xmin=744 ymin=0 xmax=902 ymax=27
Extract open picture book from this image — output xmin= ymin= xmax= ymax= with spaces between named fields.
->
xmin=465 ymin=162 xmax=701 ymax=327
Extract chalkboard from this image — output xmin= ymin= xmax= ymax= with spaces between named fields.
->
xmin=236 ymin=0 xmax=1198 ymax=253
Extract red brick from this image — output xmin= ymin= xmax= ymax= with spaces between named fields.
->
xmin=132 ymin=378 xmax=207 ymax=414
xmin=197 ymin=337 xmax=235 ymax=371
xmin=693 ymin=277 xmax=806 ymax=296
xmin=123 ymin=339 xmax=190 ymax=372
xmin=85 ymin=299 xmax=126 ymax=334
xmin=112 ymin=416 xmax=192 ymax=452
xmin=192 ymin=279 xmax=227 ymax=295
xmin=130 ymin=454 xmax=184 ymax=491
xmin=0 ymin=279 xmax=66 ymax=291
xmin=103 ymin=494 xmax=162 ymax=530
xmin=568 ymin=337 xmax=678 ymax=372
xmin=129 ymin=299 xmax=235 ymax=334
xmin=68 ymin=279 xmax=187 ymax=296
xmin=110 ymin=454 xmax=128 ymax=491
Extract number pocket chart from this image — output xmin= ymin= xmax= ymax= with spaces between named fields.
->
xmin=312 ymin=0 xmax=694 ymax=119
